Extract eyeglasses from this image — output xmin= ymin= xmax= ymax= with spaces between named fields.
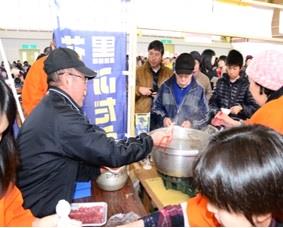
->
xmin=67 ymin=73 xmax=87 ymax=83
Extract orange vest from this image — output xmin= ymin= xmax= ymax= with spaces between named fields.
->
xmin=0 ymin=184 xmax=34 ymax=226
xmin=245 ymin=96 xmax=283 ymax=134
xmin=187 ymin=194 xmax=220 ymax=227
xmin=22 ymin=56 xmax=48 ymax=117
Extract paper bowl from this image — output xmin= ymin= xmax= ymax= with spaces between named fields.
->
xmin=221 ymin=108 xmax=231 ymax=115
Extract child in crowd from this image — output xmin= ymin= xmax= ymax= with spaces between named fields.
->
xmin=212 ymin=50 xmax=283 ymax=134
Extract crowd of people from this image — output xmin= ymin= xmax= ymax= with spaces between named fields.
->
xmin=135 ymin=40 xmax=259 ymax=132
xmin=0 ymin=40 xmax=282 ymax=227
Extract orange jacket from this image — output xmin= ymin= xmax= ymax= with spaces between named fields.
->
xmin=22 ymin=56 xmax=48 ymax=117
xmin=187 ymin=194 xmax=220 ymax=227
xmin=245 ymin=96 xmax=283 ymax=134
xmin=0 ymin=184 xmax=34 ymax=226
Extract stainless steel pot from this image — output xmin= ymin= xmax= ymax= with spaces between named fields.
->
xmin=96 ymin=166 xmax=128 ymax=191
xmin=150 ymin=126 xmax=211 ymax=177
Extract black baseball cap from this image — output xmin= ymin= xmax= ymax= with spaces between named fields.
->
xmin=44 ymin=47 xmax=97 ymax=78
xmin=175 ymin=53 xmax=195 ymax=75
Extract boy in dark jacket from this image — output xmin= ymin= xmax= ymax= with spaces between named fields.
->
xmin=209 ymin=49 xmax=259 ymax=120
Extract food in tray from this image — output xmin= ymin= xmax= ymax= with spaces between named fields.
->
xmin=69 ymin=202 xmax=107 ymax=226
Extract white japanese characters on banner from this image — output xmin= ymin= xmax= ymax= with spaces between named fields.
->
xmin=52 ymin=0 xmax=128 ymax=199
xmin=51 ymin=0 xmax=128 ymax=140
xmin=54 ymin=29 xmax=127 ymax=139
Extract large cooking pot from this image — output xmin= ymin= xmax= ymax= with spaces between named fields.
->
xmin=150 ymin=126 xmax=211 ymax=178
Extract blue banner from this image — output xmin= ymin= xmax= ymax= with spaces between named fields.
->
xmin=54 ymin=29 xmax=127 ymax=139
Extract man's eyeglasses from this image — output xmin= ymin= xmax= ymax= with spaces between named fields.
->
xmin=67 ymin=73 xmax=87 ymax=83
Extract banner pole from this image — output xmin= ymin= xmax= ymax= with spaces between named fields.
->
xmin=0 ymin=39 xmax=25 ymax=123
xmin=127 ymin=0 xmax=137 ymax=137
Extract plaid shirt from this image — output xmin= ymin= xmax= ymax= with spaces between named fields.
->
xmin=152 ymin=75 xmax=209 ymax=129
xmin=143 ymin=204 xmax=184 ymax=227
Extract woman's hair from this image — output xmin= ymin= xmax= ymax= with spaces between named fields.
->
xmin=256 ymin=83 xmax=283 ymax=103
xmin=0 ymin=79 xmax=18 ymax=196
xmin=193 ymin=125 xmax=283 ymax=225
xmin=200 ymin=49 xmax=216 ymax=73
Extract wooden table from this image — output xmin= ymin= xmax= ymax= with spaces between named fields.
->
xmin=73 ymin=178 xmax=147 ymax=219
xmin=132 ymin=162 xmax=189 ymax=211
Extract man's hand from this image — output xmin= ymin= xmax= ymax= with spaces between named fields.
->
xmin=211 ymin=111 xmax=241 ymax=128
xmin=150 ymin=128 xmax=173 ymax=148
xmin=181 ymin=120 xmax=192 ymax=128
xmin=163 ymin=117 xmax=173 ymax=127
xmin=230 ymin=105 xmax=242 ymax=115
xmin=138 ymin=87 xmax=152 ymax=96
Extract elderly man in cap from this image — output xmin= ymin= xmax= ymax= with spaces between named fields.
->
xmin=151 ymin=53 xmax=209 ymax=130
xmin=16 ymin=48 xmax=172 ymax=217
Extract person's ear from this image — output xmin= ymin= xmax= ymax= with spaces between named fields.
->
xmin=59 ymin=73 xmax=69 ymax=87
xmin=252 ymin=213 xmax=272 ymax=227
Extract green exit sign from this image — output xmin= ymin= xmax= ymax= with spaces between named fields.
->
xmin=21 ymin=44 xmax=37 ymax=49
xmin=160 ymin=39 xmax=172 ymax=44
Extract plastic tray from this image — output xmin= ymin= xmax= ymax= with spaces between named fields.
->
xmin=69 ymin=202 xmax=107 ymax=226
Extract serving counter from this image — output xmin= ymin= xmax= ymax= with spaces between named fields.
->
xmin=73 ymin=162 xmax=189 ymax=223
xmin=132 ymin=162 xmax=189 ymax=211
xmin=73 ymin=178 xmax=147 ymax=219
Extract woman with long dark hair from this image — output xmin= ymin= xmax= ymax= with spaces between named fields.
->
xmin=0 ymin=78 xmax=34 ymax=226
xmin=0 ymin=79 xmax=80 ymax=226
xmin=200 ymin=49 xmax=217 ymax=80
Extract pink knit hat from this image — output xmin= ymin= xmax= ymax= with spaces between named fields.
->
xmin=246 ymin=50 xmax=283 ymax=91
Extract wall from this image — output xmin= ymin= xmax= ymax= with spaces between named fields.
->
xmin=2 ymin=30 xmax=283 ymax=64
xmin=136 ymin=36 xmax=233 ymax=57
xmin=0 ymin=30 xmax=52 ymax=63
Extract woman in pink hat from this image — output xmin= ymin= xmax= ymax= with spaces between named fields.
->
xmin=211 ymin=50 xmax=283 ymax=134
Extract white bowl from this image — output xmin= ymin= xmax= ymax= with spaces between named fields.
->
xmin=96 ymin=166 xmax=128 ymax=191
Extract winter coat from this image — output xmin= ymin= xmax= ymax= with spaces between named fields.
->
xmin=135 ymin=61 xmax=172 ymax=113
xmin=209 ymin=73 xmax=259 ymax=120
xmin=17 ymin=87 xmax=153 ymax=217
xmin=152 ymin=75 xmax=209 ymax=129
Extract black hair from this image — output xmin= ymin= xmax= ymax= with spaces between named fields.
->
xmin=226 ymin=49 xmax=244 ymax=68
xmin=256 ymin=83 xmax=283 ymax=103
xmin=218 ymin=55 xmax=227 ymax=62
xmin=0 ymin=79 xmax=18 ymax=197
xmin=193 ymin=125 xmax=283 ymax=225
xmin=148 ymin=40 xmax=164 ymax=56
xmin=43 ymin=46 xmax=52 ymax=56
xmin=245 ymin=55 xmax=253 ymax=63
xmin=200 ymin=49 xmax=216 ymax=73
